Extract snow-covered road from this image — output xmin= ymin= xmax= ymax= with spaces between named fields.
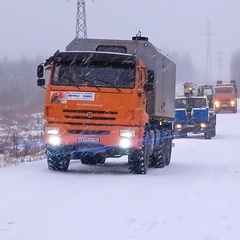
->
xmin=1 ymin=108 xmax=240 ymax=240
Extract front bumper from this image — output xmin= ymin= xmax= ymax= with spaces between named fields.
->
xmin=44 ymin=124 xmax=144 ymax=155
xmin=174 ymin=123 xmax=208 ymax=134
xmin=215 ymin=101 xmax=237 ymax=111
xmin=46 ymin=143 xmax=133 ymax=159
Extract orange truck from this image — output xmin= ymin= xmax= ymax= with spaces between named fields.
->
xmin=37 ymin=34 xmax=176 ymax=174
xmin=214 ymin=80 xmax=238 ymax=113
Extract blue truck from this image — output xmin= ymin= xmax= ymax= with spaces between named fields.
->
xmin=174 ymin=96 xmax=216 ymax=139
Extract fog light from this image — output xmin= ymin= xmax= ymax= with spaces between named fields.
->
xmin=200 ymin=123 xmax=207 ymax=128
xmin=49 ymin=136 xmax=60 ymax=146
xmin=120 ymin=138 xmax=131 ymax=148
xmin=45 ymin=127 xmax=59 ymax=135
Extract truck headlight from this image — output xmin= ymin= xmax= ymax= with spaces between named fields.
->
xmin=120 ymin=130 xmax=136 ymax=138
xmin=45 ymin=127 xmax=59 ymax=135
xmin=200 ymin=123 xmax=207 ymax=128
xmin=214 ymin=101 xmax=220 ymax=108
xmin=49 ymin=136 xmax=60 ymax=146
xmin=231 ymin=101 xmax=235 ymax=106
xmin=175 ymin=124 xmax=182 ymax=129
xmin=120 ymin=138 xmax=131 ymax=148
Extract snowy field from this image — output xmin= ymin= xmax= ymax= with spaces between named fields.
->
xmin=0 ymin=106 xmax=240 ymax=240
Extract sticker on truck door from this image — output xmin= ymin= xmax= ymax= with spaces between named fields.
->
xmin=50 ymin=92 xmax=67 ymax=103
xmin=67 ymin=92 xmax=95 ymax=101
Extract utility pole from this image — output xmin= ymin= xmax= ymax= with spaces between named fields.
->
xmin=75 ymin=0 xmax=87 ymax=38
xmin=201 ymin=20 xmax=217 ymax=83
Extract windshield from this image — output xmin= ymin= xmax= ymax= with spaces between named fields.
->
xmin=215 ymin=87 xmax=234 ymax=94
xmin=175 ymin=98 xmax=207 ymax=109
xmin=51 ymin=62 xmax=135 ymax=89
xmin=202 ymin=88 xmax=213 ymax=95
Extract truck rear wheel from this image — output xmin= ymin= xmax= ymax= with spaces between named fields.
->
xmin=128 ymin=131 xmax=150 ymax=174
xmin=47 ymin=154 xmax=70 ymax=171
xmin=149 ymin=146 xmax=164 ymax=168
xmin=164 ymin=140 xmax=172 ymax=166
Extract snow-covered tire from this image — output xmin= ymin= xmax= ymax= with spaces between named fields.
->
xmin=128 ymin=130 xmax=150 ymax=174
xmin=149 ymin=146 xmax=164 ymax=168
xmin=47 ymin=154 xmax=70 ymax=172
xmin=211 ymin=126 xmax=216 ymax=137
xmin=164 ymin=139 xmax=172 ymax=166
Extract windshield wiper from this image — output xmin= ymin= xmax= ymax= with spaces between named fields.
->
xmin=76 ymin=77 xmax=101 ymax=90
xmin=61 ymin=76 xmax=81 ymax=90
xmin=76 ymin=77 xmax=121 ymax=91
xmin=95 ymin=78 xmax=121 ymax=92
xmin=61 ymin=76 xmax=100 ymax=91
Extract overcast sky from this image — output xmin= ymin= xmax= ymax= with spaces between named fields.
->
xmin=1 ymin=0 xmax=240 ymax=81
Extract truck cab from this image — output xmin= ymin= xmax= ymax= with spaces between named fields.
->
xmin=196 ymin=84 xmax=214 ymax=109
xmin=174 ymin=96 xmax=216 ymax=139
xmin=214 ymin=81 xmax=237 ymax=113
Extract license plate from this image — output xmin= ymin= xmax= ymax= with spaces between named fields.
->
xmin=78 ymin=137 xmax=100 ymax=143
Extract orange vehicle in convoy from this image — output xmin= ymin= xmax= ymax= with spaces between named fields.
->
xmin=37 ymin=34 xmax=176 ymax=174
xmin=214 ymin=80 xmax=238 ymax=113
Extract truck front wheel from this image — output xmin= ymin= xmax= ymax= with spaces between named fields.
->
xmin=128 ymin=131 xmax=150 ymax=174
xmin=204 ymin=129 xmax=212 ymax=139
xmin=211 ymin=125 xmax=216 ymax=137
xmin=47 ymin=154 xmax=70 ymax=171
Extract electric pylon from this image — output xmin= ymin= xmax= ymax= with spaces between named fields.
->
xmin=201 ymin=20 xmax=217 ymax=83
xmin=75 ymin=0 xmax=87 ymax=38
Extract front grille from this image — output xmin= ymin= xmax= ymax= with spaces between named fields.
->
xmin=63 ymin=109 xmax=118 ymax=121
xmin=48 ymin=121 xmax=115 ymax=126
xmin=64 ymin=115 xmax=116 ymax=120
xmin=63 ymin=110 xmax=117 ymax=114
xmin=68 ymin=130 xmax=110 ymax=135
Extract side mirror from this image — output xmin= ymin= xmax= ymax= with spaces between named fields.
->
xmin=37 ymin=64 xmax=44 ymax=78
xmin=37 ymin=78 xmax=45 ymax=87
